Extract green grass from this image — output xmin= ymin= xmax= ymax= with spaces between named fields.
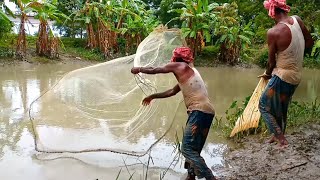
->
xmin=63 ymin=47 xmax=105 ymax=61
xmin=195 ymin=45 xmax=220 ymax=67
xmin=287 ymin=99 xmax=320 ymax=127
xmin=303 ymin=56 xmax=320 ymax=69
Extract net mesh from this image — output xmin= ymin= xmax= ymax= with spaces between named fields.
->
xmin=29 ymin=26 xmax=185 ymax=157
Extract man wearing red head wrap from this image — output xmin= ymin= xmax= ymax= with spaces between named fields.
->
xmin=170 ymin=47 xmax=194 ymax=63
xmin=259 ymin=0 xmax=314 ymax=147
xmin=131 ymin=47 xmax=217 ymax=180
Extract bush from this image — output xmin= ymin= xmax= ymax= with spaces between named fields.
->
xmin=0 ymin=18 xmax=13 ymax=38
xmin=254 ymin=46 xmax=268 ymax=68
xmin=0 ymin=47 xmax=14 ymax=58
xmin=287 ymin=100 xmax=320 ymax=127
xmin=64 ymin=47 xmax=104 ymax=61
xmin=311 ymin=39 xmax=320 ymax=60
xmin=61 ymin=37 xmax=86 ymax=48
xmin=303 ymin=56 xmax=320 ymax=69
xmin=199 ymin=45 xmax=220 ymax=57
xmin=194 ymin=45 xmax=220 ymax=66
xmin=26 ymin=36 xmax=37 ymax=48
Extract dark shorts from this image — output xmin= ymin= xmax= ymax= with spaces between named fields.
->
xmin=181 ymin=110 xmax=214 ymax=179
xmin=259 ymin=75 xmax=298 ymax=135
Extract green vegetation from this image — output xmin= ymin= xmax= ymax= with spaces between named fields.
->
xmin=288 ymin=100 xmax=320 ymax=127
xmin=0 ymin=34 xmax=105 ymax=61
xmin=213 ymin=97 xmax=320 ymax=139
xmin=0 ymin=0 xmax=319 ymax=67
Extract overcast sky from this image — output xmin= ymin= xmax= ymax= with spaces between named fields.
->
xmin=4 ymin=0 xmax=17 ymax=12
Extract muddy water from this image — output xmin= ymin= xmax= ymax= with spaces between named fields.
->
xmin=0 ymin=62 xmax=319 ymax=180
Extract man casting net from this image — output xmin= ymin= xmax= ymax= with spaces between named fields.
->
xmin=29 ymin=26 xmax=185 ymax=157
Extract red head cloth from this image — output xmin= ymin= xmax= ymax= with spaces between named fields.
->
xmin=263 ymin=0 xmax=290 ymax=18
xmin=170 ymin=47 xmax=194 ymax=63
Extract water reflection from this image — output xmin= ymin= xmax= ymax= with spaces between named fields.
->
xmin=0 ymin=62 xmax=92 ymax=153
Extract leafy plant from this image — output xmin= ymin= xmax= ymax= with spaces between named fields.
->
xmin=0 ymin=3 xmax=14 ymax=38
xmin=287 ymin=99 xmax=320 ymax=127
xmin=170 ymin=0 xmax=218 ymax=55
xmin=214 ymin=2 xmax=254 ymax=65
xmin=312 ymin=40 xmax=320 ymax=59
xmin=26 ymin=0 xmax=68 ymax=58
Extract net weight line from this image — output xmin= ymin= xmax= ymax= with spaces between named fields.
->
xmin=28 ymin=70 xmax=182 ymax=158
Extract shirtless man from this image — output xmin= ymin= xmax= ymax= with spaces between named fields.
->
xmin=131 ymin=47 xmax=217 ymax=180
xmin=259 ymin=0 xmax=314 ymax=146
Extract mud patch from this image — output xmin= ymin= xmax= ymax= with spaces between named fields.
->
xmin=215 ymin=123 xmax=320 ymax=180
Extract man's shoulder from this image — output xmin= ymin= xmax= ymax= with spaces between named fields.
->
xmin=292 ymin=15 xmax=302 ymax=21
xmin=268 ymin=23 xmax=290 ymax=37
xmin=166 ymin=62 xmax=190 ymax=72
xmin=169 ymin=62 xmax=190 ymax=68
xmin=267 ymin=27 xmax=280 ymax=38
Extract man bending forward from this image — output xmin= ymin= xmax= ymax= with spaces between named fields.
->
xmin=131 ymin=47 xmax=216 ymax=180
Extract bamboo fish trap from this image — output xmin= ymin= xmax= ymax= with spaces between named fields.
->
xmin=230 ymin=78 xmax=269 ymax=137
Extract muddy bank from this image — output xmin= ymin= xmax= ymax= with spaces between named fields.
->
xmin=215 ymin=123 xmax=320 ymax=180
xmin=0 ymin=53 xmax=96 ymax=67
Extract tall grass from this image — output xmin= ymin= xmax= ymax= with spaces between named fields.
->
xmin=287 ymin=99 xmax=320 ymax=127
xmin=213 ymin=97 xmax=320 ymax=139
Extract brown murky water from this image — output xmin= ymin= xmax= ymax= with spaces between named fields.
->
xmin=0 ymin=62 xmax=319 ymax=180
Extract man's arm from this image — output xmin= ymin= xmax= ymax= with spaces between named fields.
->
xmin=258 ymin=29 xmax=277 ymax=79
xmin=142 ymin=84 xmax=181 ymax=105
xmin=131 ymin=63 xmax=179 ymax=75
xmin=294 ymin=15 xmax=314 ymax=48
xmin=265 ymin=29 xmax=277 ymax=77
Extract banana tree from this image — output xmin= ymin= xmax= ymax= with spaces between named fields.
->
xmin=26 ymin=0 xmax=68 ymax=57
xmin=214 ymin=2 xmax=253 ymax=65
xmin=12 ymin=0 xmax=30 ymax=60
xmin=74 ymin=0 xmax=119 ymax=56
xmin=0 ymin=2 xmax=15 ymax=38
xmin=120 ymin=11 xmax=159 ymax=54
xmin=118 ymin=1 xmax=159 ymax=54
xmin=169 ymin=0 xmax=218 ymax=56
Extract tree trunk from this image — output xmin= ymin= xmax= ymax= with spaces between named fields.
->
xmin=36 ymin=19 xmax=49 ymax=56
xmin=16 ymin=13 xmax=27 ymax=60
xmin=48 ymin=37 xmax=59 ymax=59
xmin=220 ymin=42 xmax=240 ymax=65
xmin=197 ymin=31 xmax=205 ymax=53
xmin=86 ymin=23 xmax=97 ymax=49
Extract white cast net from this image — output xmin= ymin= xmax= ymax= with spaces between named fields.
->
xmin=29 ymin=26 xmax=185 ymax=157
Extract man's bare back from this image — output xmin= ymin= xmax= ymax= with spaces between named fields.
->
xmin=268 ymin=15 xmax=313 ymax=55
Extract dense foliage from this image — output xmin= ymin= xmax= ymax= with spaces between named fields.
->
xmin=0 ymin=0 xmax=319 ymax=65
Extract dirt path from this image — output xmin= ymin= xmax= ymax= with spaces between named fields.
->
xmin=215 ymin=123 xmax=320 ymax=180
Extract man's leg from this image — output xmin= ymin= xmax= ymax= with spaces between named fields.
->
xmin=259 ymin=76 xmax=286 ymax=144
xmin=181 ymin=111 xmax=215 ymax=180
xmin=280 ymin=81 xmax=298 ymax=134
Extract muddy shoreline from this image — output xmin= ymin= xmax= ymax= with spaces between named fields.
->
xmin=0 ymin=52 xmax=259 ymax=69
xmin=215 ymin=123 xmax=320 ymax=180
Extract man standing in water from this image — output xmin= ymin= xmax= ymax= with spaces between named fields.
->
xmin=131 ymin=47 xmax=217 ymax=180
xmin=259 ymin=0 xmax=314 ymax=147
